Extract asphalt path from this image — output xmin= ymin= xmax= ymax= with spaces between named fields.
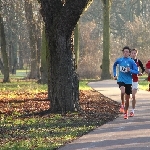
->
xmin=58 ymin=80 xmax=150 ymax=150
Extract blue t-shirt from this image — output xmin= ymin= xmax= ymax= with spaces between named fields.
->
xmin=113 ymin=57 xmax=139 ymax=84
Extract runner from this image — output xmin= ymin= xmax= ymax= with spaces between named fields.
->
xmin=130 ymin=48 xmax=145 ymax=117
xmin=145 ymin=60 xmax=150 ymax=81
xmin=113 ymin=46 xmax=139 ymax=119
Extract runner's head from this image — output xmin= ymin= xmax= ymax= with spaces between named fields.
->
xmin=130 ymin=48 xmax=138 ymax=59
xmin=122 ymin=46 xmax=131 ymax=58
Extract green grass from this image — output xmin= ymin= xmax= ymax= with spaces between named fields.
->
xmin=139 ymin=80 xmax=149 ymax=90
xmin=0 ymin=79 xmax=90 ymax=93
xmin=0 ymin=113 xmax=100 ymax=150
xmin=0 ymin=70 xmax=30 ymax=79
xmin=79 ymin=80 xmax=92 ymax=90
xmin=0 ymin=81 xmax=47 ymax=93
xmin=0 ymin=70 xmax=91 ymax=91
xmin=0 ymin=70 xmax=95 ymax=149
xmin=139 ymin=75 xmax=149 ymax=91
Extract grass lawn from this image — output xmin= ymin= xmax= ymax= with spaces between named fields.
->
xmin=1 ymin=113 xmax=97 ymax=150
xmin=139 ymin=75 xmax=150 ymax=91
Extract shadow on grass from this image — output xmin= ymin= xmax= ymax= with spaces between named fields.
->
xmin=0 ymin=90 xmax=120 ymax=150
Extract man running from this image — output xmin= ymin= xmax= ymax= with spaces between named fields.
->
xmin=145 ymin=60 xmax=150 ymax=81
xmin=130 ymin=49 xmax=145 ymax=117
xmin=113 ymin=46 xmax=139 ymax=119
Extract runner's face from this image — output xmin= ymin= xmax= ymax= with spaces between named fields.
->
xmin=123 ymin=49 xmax=130 ymax=57
xmin=130 ymin=50 xmax=137 ymax=59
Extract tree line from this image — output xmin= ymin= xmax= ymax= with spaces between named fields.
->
xmin=0 ymin=0 xmax=150 ymax=113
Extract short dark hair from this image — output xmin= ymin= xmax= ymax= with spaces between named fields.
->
xmin=131 ymin=48 xmax=138 ymax=53
xmin=122 ymin=46 xmax=131 ymax=52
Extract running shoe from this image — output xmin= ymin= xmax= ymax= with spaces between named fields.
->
xmin=129 ymin=111 xmax=134 ymax=117
xmin=124 ymin=113 xmax=128 ymax=119
xmin=119 ymin=105 xmax=124 ymax=113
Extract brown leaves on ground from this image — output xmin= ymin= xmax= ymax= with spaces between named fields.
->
xmin=0 ymin=91 xmax=50 ymax=115
xmin=79 ymin=90 xmax=120 ymax=122
xmin=0 ymin=90 xmax=120 ymax=121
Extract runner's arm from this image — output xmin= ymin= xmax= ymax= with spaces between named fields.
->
xmin=113 ymin=59 xmax=118 ymax=77
xmin=139 ymin=59 xmax=145 ymax=74
xmin=130 ymin=61 xmax=139 ymax=74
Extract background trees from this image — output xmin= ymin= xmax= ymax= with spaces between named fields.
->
xmin=0 ymin=0 xmax=150 ymax=111
xmin=78 ymin=0 xmax=150 ymax=78
xmin=0 ymin=0 xmax=42 ymax=80
xmin=1 ymin=0 xmax=150 ymax=80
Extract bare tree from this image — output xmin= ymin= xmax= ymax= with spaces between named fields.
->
xmin=24 ymin=0 xmax=39 ymax=79
xmin=101 ymin=0 xmax=111 ymax=79
xmin=0 ymin=0 xmax=10 ymax=82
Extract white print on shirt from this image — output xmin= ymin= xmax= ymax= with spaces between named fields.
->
xmin=120 ymin=66 xmax=128 ymax=72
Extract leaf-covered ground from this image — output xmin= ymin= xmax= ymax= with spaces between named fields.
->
xmin=0 ymin=90 xmax=120 ymax=117
xmin=0 ymin=90 xmax=121 ymax=149
xmin=0 ymin=91 xmax=49 ymax=115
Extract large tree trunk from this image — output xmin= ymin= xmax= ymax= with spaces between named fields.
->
xmin=0 ymin=0 xmax=10 ymax=82
xmin=39 ymin=0 xmax=93 ymax=113
xmin=49 ymin=33 xmax=75 ymax=113
xmin=101 ymin=0 xmax=111 ymax=80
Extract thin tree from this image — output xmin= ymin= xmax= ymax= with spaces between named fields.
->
xmin=24 ymin=0 xmax=39 ymax=79
xmin=74 ymin=23 xmax=79 ymax=69
xmin=101 ymin=0 xmax=111 ymax=80
xmin=0 ymin=0 xmax=10 ymax=82
xmin=40 ymin=25 xmax=48 ymax=84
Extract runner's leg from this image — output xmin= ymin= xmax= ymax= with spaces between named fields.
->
xmin=130 ymin=82 xmax=138 ymax=116
xmin=124 ymin=84 xmax=132 ymax=119
xmin=120 ymin=86 xmax=125 ymax=106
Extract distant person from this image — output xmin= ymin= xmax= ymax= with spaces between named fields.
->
xmin=145 ymin=60 xmax=150 ymax=81
xmin=130 ymin=49 xmax=145 ymax=117
xmin=113 ymin=46 xmax=139 ymax=119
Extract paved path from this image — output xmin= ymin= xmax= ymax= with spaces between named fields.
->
xmin=58 ymin=80 xmax=150 ymax=150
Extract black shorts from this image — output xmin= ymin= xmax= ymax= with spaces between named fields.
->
xmin=117 ymin=82 xmax=132 ymax=95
